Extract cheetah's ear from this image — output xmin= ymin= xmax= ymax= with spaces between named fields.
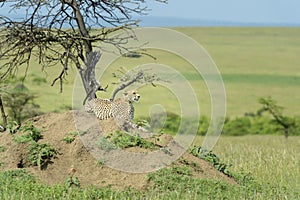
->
xmin=123 ymin=91 xmax=128 ymax=96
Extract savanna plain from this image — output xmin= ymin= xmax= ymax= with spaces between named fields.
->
xmin=1 ymin=27 xmax=300 ymax=199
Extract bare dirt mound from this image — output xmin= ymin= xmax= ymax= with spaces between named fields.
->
xmin=0 ymin=111 xmax=235 ymax=189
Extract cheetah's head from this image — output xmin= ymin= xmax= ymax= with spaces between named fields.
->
xmin=123 ymin=90 xmax=140 ymax=103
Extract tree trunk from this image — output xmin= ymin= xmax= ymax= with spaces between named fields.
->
xmin=80 ymin=52 xmax=105 ymax=104
xmin=0 ymin=95 xmax=7 ymax=132
xmin=70 ymin=1 xmax=104 ymax=103
xmin=284 ymin=127 xmax=289 ymax=139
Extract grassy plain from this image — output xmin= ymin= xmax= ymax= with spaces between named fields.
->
xmin=178 ymin=27 xmax=300 ymax=116
xmin=195 ymin=135 xmax=300 ymax=193
xmin=3 ymin=27 xmax=299 ymax=117
xmin=1 ymin=27 xmax=300 ymax=199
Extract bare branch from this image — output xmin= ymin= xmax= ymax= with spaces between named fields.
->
xmin=110 ymin=67 xmax=166 ymax=101
xmin=51 ymin=67 xmax=66 ymax=93
xmin=0 ymin=0 xmax=168 ymax=97
xmin=110 ymin=70 xmax=144 ymax=101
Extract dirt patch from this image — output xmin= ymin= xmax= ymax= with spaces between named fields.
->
xmin=0 ymin=111 xmax=235 ymax=189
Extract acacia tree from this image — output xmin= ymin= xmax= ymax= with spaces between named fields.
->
xmin=258 ymin=97 xmax=295 ymax=138
xmin=0 ymin=0 xmax=167 ymax=102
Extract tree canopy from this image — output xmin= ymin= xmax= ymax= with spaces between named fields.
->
xmin=0 ymin=0 xmax=167 ymax=99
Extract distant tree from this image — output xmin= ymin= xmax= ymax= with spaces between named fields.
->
xmin=258 ymin=97 xmax=295 ymax=138
xmin=0 ymin=0 xmax=167 ymax=102
xmin=2 ymin=84 xmax=42 ymax=124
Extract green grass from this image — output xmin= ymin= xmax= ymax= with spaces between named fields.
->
xmin=1 ymin=135 xmax=300 ymax=199
xmin=193 ymin=135 xmax=300 ymax=193
xmin=1 ymin=27 xmax=300 ymax=199
xmin=176 ymin=27 xmax=300 ymax=116
xmin=1 ymin=27 xmax=299 ymax=118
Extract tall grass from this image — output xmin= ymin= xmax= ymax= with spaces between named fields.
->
xmin=194 ymin=135 xmax=300 ymax=192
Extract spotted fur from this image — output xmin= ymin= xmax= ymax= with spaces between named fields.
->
xmin=84 ymin=98 xmax=113 ymax=120
xmin=84 ymin=90 xmax=141 ymax=130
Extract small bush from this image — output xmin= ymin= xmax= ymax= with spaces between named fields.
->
xmin=163 ymin=113 xmax=181 ymax=135
xmin=31 ymin=76 xmax=47 ymax=85
xmin=65 ymin=176 xmax=81 ymax=188
xmin=197 ymin=116 xmax=210 ymax=136
xmin=97 ymin=159 xmax=105 ymax=168
xmin=108 ymin=131 xmax=156 ymax=149
xmin=249 ymin=116 xmax=283 ymax=135
xmin=289 ymin=117 xmax=300 ymax=136
xmin=63 ymin=131 xmax=79 ymax=144
xmin=27 ymin=142 xmax=57 ymax=169
xmin=222 ymin=117 xmax=251 ymax=136
xmin=20 ymin=122 xmax=43 ymax=142
xmin=189 ymin=146 xmax=233 ymax=177
xmin=63 ymin=136 xmax=75 ymax=144
xmin=6 ymin=121 xmax=20 ymax=134
xmin=2 ymin=84 xmax=42 ymax=124
xmin=14 ymin=122 xmax=43 ymax=143
xmin=63 ymin=137 xmax=75 ymax=144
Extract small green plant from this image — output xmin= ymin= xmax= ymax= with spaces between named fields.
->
xmin=63 ymin=131 xmax=79 ymax=144
xmin=27 ymin=142 xmax=57 ymax=169
xmin=20 ymin=122 xmax=43 ymax=142
xmin=135 ymin=119 xmax=151 ymax=129
xmin=189 ymin=146 xmax=233 ymax=177
xmin=97 ymin=158 xmax=105 ymax=168
xmin=65 ymin=176 xmax=81 ymax=188
xmin=78 ymin=130 xmax=88 ymax=136
xmin=179 ymin=158 xmax=201 ymax=172
xmin=6 ymin=121 xmax=20 ymax=134
xmin=108 ymin=131 xmax=156 ymax=149
xmin=14 ymin=134 xmax=34 ymax=143
xmin=14 ymin=122 xmax=43 ymax=143
xmin=69 ymin=131 xmax=79 ymax=137
xmin=63 ymin=136 xmax=75 ymax=144
xmin=0 ymin=145 xmax=5 ymax=152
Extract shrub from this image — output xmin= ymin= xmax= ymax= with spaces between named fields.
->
xmin=27 ymin=142 xmax=57 ymax=169
xmin=11 ymin=122 xmax=57 ymax=169
xmin=144 ymin=112 xmax=207 ymax=135
xmin=14 ymin=122 xmax=43 ymax=143
xmin=108 ymin=131 xmax=156 ymax=149
xmin=63 ymin=131 xmax=79 ymax=144
xmin=189 ymin=146 xmax=233 ymax=177
xmin=2 ymin=84 xmax=42 ymax=124
xmin=222 ymin=117 xmax=251 ymax=136
xmin=197 ymin=116 xmax=210 ymax=136
xmin=31 ymin=75 xmax=47 ymax=85
xmin=249 ymin=116 xmax=283 ymax=135
xmin=160 ymin=112 xmax=180 ymax=135
xmin=6 ymin=121 xmax=20 ymax=134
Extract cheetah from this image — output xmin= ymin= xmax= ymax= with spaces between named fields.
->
xmin=84 ymin=90 xmax=148 ymax=134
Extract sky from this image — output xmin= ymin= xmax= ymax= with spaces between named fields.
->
xmin=146 ymin=0 xmax=300 ymax=25
xmin=0 ymin=0 xmax=299 ymax=26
